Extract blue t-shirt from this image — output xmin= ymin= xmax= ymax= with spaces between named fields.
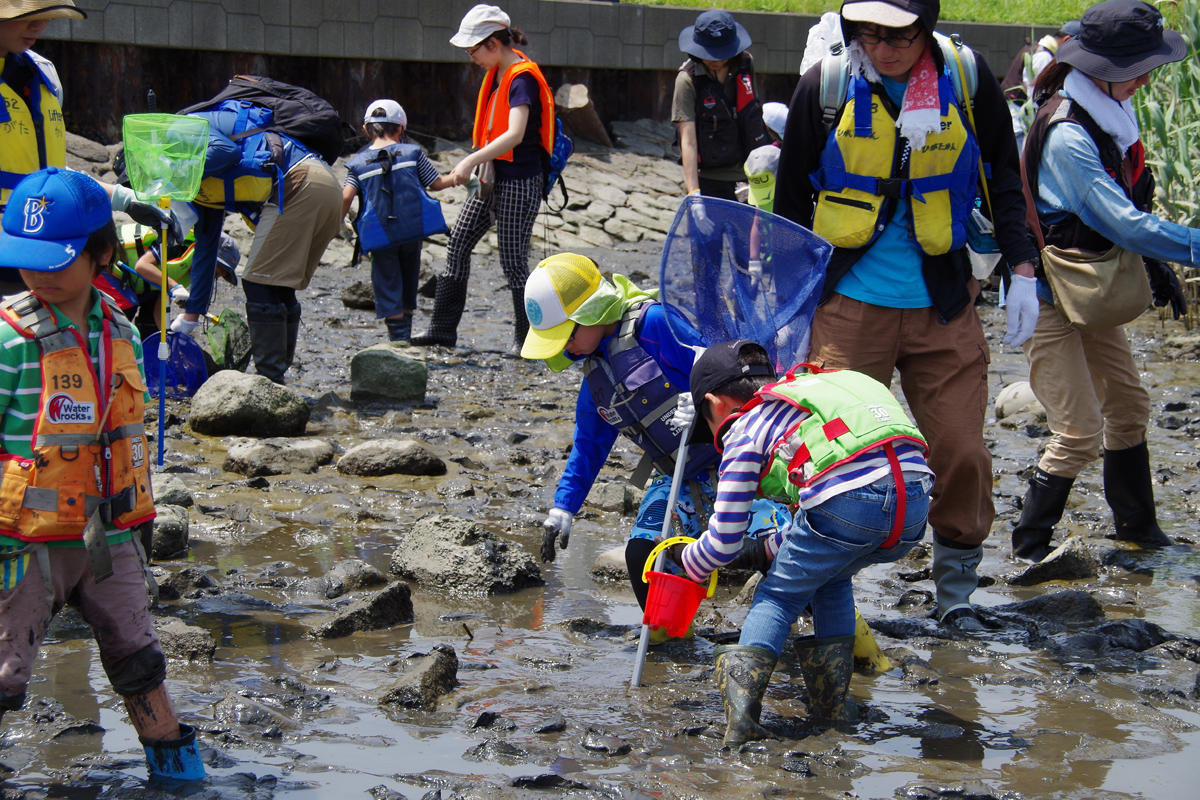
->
xmin=835 ymin=75 xmax=933 ymax=309
xmin=493 ymin=73 xmax=544 ymax=182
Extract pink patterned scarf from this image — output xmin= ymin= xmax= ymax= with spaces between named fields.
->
xmin=897 ymin=44 xmax=942 ymax=150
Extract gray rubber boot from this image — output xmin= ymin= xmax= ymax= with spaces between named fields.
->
xmin=931 ymin=532 xmax=984 ymax=630
xmin=793 ymin=634 xmax=858 ymax=722
xmin=714 ymin=644 xmax=777 ymax=747
xmin=245 ymin=302 xmax=289 ymax=384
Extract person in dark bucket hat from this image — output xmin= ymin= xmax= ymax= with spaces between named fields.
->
xmin=1054 ymin=0 xmax=1186 ymax=82
xmin=678 ymin=9 xmax=752 ymax=61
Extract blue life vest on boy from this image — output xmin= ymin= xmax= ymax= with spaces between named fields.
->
xmin=345 ymin=143 xmax=448 ymax=253
xmin=583 ymin=301 xmax=719 ymax=483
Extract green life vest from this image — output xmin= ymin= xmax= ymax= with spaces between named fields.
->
xmin=117 ymin=223 xmax=196 ymax=294
xmin=751 ymin=367 xmax=927 ymax=505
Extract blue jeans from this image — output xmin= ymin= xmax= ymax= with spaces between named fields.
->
xmin=739 ymin=474 xmax=932 ymax=656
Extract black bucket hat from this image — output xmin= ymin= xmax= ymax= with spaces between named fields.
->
xmin=1055 ymin=0 xmax=1187 ymax=82
xmin=678 ymin=10 xmax=752 ymax=62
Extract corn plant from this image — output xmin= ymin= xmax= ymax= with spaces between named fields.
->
xmin=1137 ymin=0 xmax=1200 ymax=328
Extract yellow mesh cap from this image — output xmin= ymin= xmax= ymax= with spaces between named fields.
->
xmin=521 ymin=253 xmax=602 ymax=361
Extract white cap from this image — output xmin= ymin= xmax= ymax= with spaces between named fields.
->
xmin=762 ymin=102 xmax=789 ymax=141
xmin=364 ymin=99 xmax=407 ymax=128
xmin=450 ymin=4 xmax=511 ymax=48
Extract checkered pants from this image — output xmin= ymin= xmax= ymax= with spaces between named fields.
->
xmin=424 ymin=173 xmax=543 ymax=346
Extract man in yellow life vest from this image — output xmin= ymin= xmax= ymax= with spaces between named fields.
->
xmin=775 ymin=0 xmax=1041 ymax=630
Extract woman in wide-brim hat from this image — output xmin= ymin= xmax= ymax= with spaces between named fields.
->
xmin=1012 ymin=0 xmax=1194 ymax=564
xmin=671 ymin=9 xmax=771 ymax=207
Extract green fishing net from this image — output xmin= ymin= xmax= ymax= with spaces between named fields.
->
xmin=122 ymin=114 xmax=209 ymax=201
xmin=206 ymin=308 xmax=252 ymax=373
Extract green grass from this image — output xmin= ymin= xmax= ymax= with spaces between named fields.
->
xmin=636 ymin=1 xmax=1091 ymax=27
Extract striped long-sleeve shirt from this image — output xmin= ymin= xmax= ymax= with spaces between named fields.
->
xmin=679 ymin=397 xmax=931 ymax=583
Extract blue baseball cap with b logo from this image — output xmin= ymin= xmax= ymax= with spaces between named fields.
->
xmin=0 ymin=168 xmax=113 ymax=272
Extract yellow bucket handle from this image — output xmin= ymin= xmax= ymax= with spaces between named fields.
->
xmin=641 ymin=536 xmax=717 ymax=599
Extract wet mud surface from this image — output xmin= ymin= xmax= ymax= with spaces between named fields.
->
xmin=2 ymin=227 xmax=1199 ymax=800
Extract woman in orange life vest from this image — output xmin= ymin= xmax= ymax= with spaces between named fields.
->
xmin=411 ymin=4 xmax=555 ymax=351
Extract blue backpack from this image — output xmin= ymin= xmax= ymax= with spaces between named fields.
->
xmin=543 ymin=119 xmax=573 ymax=212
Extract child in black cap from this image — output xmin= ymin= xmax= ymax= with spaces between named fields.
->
xmin=677 ymin=340 xmax=933 ymax=745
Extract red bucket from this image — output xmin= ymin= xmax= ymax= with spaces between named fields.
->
xmin=642 ymin=570 xmax=708 ymax=638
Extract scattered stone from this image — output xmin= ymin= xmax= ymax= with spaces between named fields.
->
xmin=585 ymin=481 xmax=631 ymax=513
xmin=463 ymin=737 xmax=528 ymax=765
xmin=896 ymin=589 xmax=935 ymax=609
xmin=350 ymin=343 xmax=428 ymax=402
xmin=368 ymin=786 xmax=408 ymax=800
xmin=1089 ymin=619 xmax=1171 ymax=652
xmin=223 ymin=437 xmax=335 ymax=477
xmin=380 ymin=643 xmax=459 ymax=710
xmin=1156 ymin=414 xmax=1187 ymax=430
xmin=66 ymin=131 xmax=111 ymax=163
xmin=190 ymin=372 xmax=310 ymax=437
xmin=213 ymin=693 xmax=298 ymax=730
xmin=154 ymin=475 xmax=194 ymax=507
xmin=289 ymin=559 xmax=388 ymax=600
xmin=1101 ymin=548 xmax=1155 ymax=576
xmin=896 ymin=781 xmax=1014 ymax=800
xmin=533 ymin=712 xmax=566 ymax=733
xmin=337 ymin=439 xmax=446 ymax=477
xmin=150 ymin=504 xmax=190 ymax=560
xmin=580 ymin=727 xmax=630 ymax=755
xmin=1007 ymin=536 xmax=1100 ymax=586
xmin=341 ymin=281 xmax=376 ymax=310
xmin=470 ymin=711 xmax=516 ymax=731
xmin=993 ymin=589 xmax=1106 ymax=626
xmin=995 ymin=381 xmax=1043 ymax=419
xmin=590 ymin=545 xmax=627 ymax=582
xmin=158 ymin=567 xmax=221 ymax=601
xmin=313 ymin=582 xmax=415 ymax=639
xmin=388 ymin=514 xmax=542 ymax=596
xmin=156 ymin=618 xmax=216 ymax=662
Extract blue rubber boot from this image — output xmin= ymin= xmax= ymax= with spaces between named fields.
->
xmin=141 ymin=722 xmax=206 ymax=781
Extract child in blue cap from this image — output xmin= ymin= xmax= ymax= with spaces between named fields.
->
xmin=0 ymin=168 xmax=205 ymax=782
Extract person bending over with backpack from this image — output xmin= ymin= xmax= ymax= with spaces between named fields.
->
xmin=343 ymin=100 xmax=452 ymax=343
xmin=774 ymin=0 xmax=1039 ymax=630
xmin=411 ymin=4 xmax=556 ymax=352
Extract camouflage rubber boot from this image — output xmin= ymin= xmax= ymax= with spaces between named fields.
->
xmin=714 ymin=644 xmax=778 ymax=747
xmin=793 ymin=634 xmax=858 ymax=723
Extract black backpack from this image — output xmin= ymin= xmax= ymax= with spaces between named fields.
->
xmin=179 ymin=75 xmax=352 ymax=165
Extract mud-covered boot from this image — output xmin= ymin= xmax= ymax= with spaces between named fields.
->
xmin=386 ymin=315 xmax=412 ymax=342
xmin=141 ymin=722 xmax=206 ymax=782
xmin=1104 ymin=442 xmax=1173 ymax=547
xmin=793 ymin=634 xmax=858 ymax=722
xmin=931 ymin=533 xmax=984 ymax=630
xmin=245 ymin=302 xmax=289 ymax=384
xmin=714 ymin=644 xmax=777 ymax=747
xmin=1012 ymin=469 xmax=1075 ymax=563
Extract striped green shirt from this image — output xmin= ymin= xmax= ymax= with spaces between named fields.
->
xmin=0 ymin=289 xmax=148 ymax=549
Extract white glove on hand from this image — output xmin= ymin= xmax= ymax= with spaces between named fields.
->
xmin=170 ymin=285 xmax=190 ymax=305
xmin=674 ymin=391 xmax=696 ymax=430
xmin=110 ymin=184 xmax=135 ymax=212
xmin=540 ymin=508 xmax=573 ymax=562
xmin=1002 ymin=274 xmax=1040 ymax=348
xmin=687 ymin=194 xmax=715 ymax=237
xmin=169 ymin=316 xmax=199 ymax=336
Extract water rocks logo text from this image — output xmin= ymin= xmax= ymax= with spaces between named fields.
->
xmin=45 ymin=393 xmax=95 ymax=424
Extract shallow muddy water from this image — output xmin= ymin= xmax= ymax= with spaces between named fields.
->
xmin=2 ymin=234 xmax=1198 ymax=800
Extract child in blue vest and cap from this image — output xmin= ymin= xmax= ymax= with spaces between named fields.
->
xmin=0 ymin=168 xmax=205 ymax=781
xmin=343 ymin=99 xmax=452 ymax=342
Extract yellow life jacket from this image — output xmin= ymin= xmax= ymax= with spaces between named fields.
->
xmin=0 ymin=53 xmax=67 ymax=211
xmin=0 ymin=293 xmax=155 ymax=542
xmin=809 ymin=73 xmax=980 ymax=255
xmin=118 ymin=223 xmax=196 ymax=293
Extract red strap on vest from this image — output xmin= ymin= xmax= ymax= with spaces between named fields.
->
xmin=822 ymin=417 xmax=849 ymax=441
xmin=882 ymin=442 xmax=905 ymax=549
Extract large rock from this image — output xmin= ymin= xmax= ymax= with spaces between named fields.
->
xmin=189 ymin=371 xmax=309 ymax=437
xmin=389 ymin=514 xmax=542 ymax=596
xmin=313 ymin=582 xmax=415 ymax=639
xmin=337 ymin=439 xmax=446 ymax=477
xmin=994 ymin=589 xmax=1106 ymax=626
xmin=223 ymin=437 xmax=335 ymax=477
xmin=590 ymin=546 xmax=626 ymax=582
xmin=158 ymin=567 xmax=221 ymax=601
xmin=380 ymin=643 xmax=459 ymax=710
xmin=156 ymin=618 xmax=216 ymax=662
xmin=1007 ymin=536 xmax=1100 ymax=586
xmin=341 ymin=280 xmax=375 ymax=310
xmin=151 ymin=504 xmax=190 ymax=560
xmin=350 ymin=343 xmax=427 ymax=402
xmin=995 ymin=381 xmax=1044 ymax=420
xmin=66 ymin=131 xmax=110 ymax=163
xmin=290 ymin=559 xmax=388 ymax=600
xmin=154 ymin=475 xmax=193 ymax=508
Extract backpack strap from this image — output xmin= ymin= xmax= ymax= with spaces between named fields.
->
xmin=818 ymin=42 xmax=849 ymax=135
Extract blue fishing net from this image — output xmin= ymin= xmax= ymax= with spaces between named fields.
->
xmin=143 ymin=331 xmax=209 ymax=399
xmin=659 ymin=196 xmax=832 ymax=371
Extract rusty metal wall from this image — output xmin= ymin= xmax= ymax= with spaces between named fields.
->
xmin=36 ymin=41 xmax=798 ymax=149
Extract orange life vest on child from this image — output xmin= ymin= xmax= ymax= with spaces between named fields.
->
xmin=471 ymin=50 xmax=555 ymax=162
xmin=0 ymin=292 xmax=155 ymax=542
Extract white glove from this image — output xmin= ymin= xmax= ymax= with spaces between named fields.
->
xmin=110 ymin=184 xmax=135 ymax=212
xmin=687 ymin=193 xmax=715 ymax=237
xmin=1003 ymin=274 xmax=1040 ymax=348
xmin=169 ymin=315 xmax=199 ymax=336
xmin=674 ymin=391 xmax=696 ymax=430
xmin=540 ymin=508 xmax=573 ymax=562
xmin=170 ymin=285 xmax=190 ymax=305
xmin=747 ymin=258 xmax=763 ymax=282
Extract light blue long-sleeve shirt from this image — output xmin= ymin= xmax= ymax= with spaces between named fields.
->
xmin=1035 ymin=110 xmax=1200 ymax=303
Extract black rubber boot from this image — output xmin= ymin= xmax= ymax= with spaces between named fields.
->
xmin=245 ymin=302 xmax=289 ymax=384
xmin=625 ymin=538 xmax=656 ymax=611
xmin=284 ymin=303 xmax=301 ymax=371
xmin=1104 ymin=442 xmax=1172 ymax=546
xmin=386 ymin=316 xmax=412 ymax=342
xmin=714 ymin=644 xmax=778 ymax=747
xmin=1012 ymin=469 xmax=1075 ymax=563
xmin=411 ymin=273 xmax=468 ymax=347
xmin=793 ymin=634 xmax=858 ymax=723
